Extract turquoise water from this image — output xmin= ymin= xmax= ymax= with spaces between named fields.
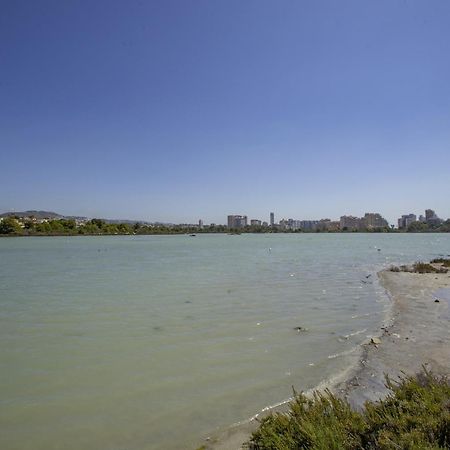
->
xmin=1 ymin=233 xmax=449 ymax=449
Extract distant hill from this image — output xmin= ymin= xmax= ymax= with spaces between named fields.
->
xmin=0 ymin=210 xmax=63 ymax=219
xmin=0 ymin=210 xmax=149 ymax=224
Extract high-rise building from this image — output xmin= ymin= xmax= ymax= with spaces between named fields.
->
xmin=340 ymin=215 xmax=362 ymax=231
xmin=425 ymin=209 xmax=436 ymax=221
xmin=270 ymin=212 xmax=274 ymax=226
xmin=397 ymin=214 xmax=416 ymax=229
xmin=299 ymin=220 xmax=319 ymax=231
xmin=227 ymin=215 xmax=248 ymax=228
xmin=198 ymin=219 xmax=203 ymax=229
xmin=363 ymin=213 xmax=388 ymax=229
xmin=250 ymin=219 xmax=262 ymax=226
xmin=315 ymin=219 xmax=340 ymax=232
xmin=425 ymin=209 xmax=442 ymax=226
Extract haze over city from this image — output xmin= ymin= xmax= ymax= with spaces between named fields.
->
xmin=2 ymin=1 xmax=450 ymax=224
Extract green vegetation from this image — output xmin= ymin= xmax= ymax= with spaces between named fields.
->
xmin=406 ymin=221 xmax=430 ymax=232
xmin=1 ymin=216 xmax=449 ymax=237
xmin=0 ymin=217 xmax=231 ymax=236
xmin=0 ymin=216 xmax=22 ymax=234
xmin=0 ymin=220 xmax=398 ymax=236
xmin=407 ymin=219 xmax=450 ymax=233
xmin=249 ymin=370 xmax=450 ymax=449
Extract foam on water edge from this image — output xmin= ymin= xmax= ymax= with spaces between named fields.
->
xmin=209 ymin=267 xmax=396 ymax=441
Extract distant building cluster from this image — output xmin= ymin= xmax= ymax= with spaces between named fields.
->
xmin=398 ymin=214 xmax=417 ymax=229
xmin=0 ymin=208 xmax=447 ymax=233
xmin=226 ymin=212 xmax=389 ymax=231
xmin=397 ymin=209 xmax=443 ymax=229
xmin=227 ymin=215 xmax=248 ymax=228
xmin=340 ymin=213 xmax=388 ymax=231
xmin=225 ymin=208 xmax=447 ymax=231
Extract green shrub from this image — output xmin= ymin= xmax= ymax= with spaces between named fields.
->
xmin=0 ymin=217 xmax=22 ymax=234
xmin=364 ymin=371 xmax=450 ymax=449
xmin=248 ymin=371 xmax=450 ymax=449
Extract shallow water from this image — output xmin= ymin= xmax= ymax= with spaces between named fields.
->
xmin=1 ymin=233 xmax=449 ymax=449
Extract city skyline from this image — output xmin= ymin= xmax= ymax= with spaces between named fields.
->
xmin=227 ymin=208 xmax=445 ymax=230
xmin=2 ymin=1 xmax=450 ymax=224
xmin=1 ymin=206 xmax=447 ymax=229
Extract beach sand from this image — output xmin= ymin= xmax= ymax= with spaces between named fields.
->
xmin=200 ymin=269 xmax=450 ymax=449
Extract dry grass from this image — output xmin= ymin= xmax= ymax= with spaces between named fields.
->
xmin=389 ymin=261 xmax=448 ymax=274
xmin=431 ymin=258 xmax=450 ymax=267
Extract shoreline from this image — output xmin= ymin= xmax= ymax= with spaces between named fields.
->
xmin=200 ymin=268 xmax=450 ymax=449
xmin=1 ymin=231 xmax=449 ymax=238
xmin=334 ymin=269 xmax=450 ymax=410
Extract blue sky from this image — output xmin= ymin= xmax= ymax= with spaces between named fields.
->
xmin=1 ymin=0 xmax=449 ymax=225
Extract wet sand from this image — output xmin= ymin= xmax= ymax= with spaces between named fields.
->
xmin=200 ymin=269 xmax=450 ymax=449
xmin=336 ymin=270 xmax=450 ymax=410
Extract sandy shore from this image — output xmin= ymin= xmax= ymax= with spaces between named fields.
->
xmin=200 ymin=269 xmax=450 ymax=449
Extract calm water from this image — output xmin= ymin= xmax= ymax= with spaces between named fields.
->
xmin=1 ymin=234 xmax=449 ymax=449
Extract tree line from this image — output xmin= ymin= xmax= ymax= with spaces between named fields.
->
xmin=1 ymin=216 xmax=449 ymax=236
xmin=0 ymin=217 xmax=227 ymax=235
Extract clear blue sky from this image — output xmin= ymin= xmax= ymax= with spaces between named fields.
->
xmin=1 ymin=0 xmax=449 ymax=225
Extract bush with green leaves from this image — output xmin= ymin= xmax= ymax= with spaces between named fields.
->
xmin=0 ymin=216 xmax=22 ymax=234
xmin=249 ymin=370 xmax=450 ymax=449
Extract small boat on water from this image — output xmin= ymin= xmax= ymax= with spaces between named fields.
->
xmin=189 ymin=234 xmax=196 ymax=237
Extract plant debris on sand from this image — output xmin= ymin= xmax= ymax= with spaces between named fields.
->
xmin=431 ymin=258 xmax=450 ymax=267
xmin=412 ymin=262 xmax=448 ymax=273
xmin=248 ymin=370 xmax=450 ymax=449
xmin=389 ymin=261 xmax=448 ymax=274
